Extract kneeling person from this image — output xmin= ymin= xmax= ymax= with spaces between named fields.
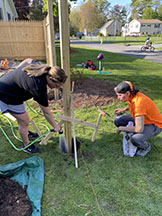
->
xmin=114 ymin=81 xmax=162 ymax=157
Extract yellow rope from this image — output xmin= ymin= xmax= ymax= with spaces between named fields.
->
xmin=81 ymin=150 xmax=104 ymax=216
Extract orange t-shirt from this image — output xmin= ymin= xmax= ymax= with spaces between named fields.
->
xmin=128 ymin=92 xmax=162 ymax=128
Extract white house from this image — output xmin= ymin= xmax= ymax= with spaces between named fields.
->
xmin=100 ymin=20 xmax=122 ymax=36
xmin=127 ymin=19 xmax=162 ymax=36
xmin=0 ymin=0 xmax=18 ymax=21
xmin=122 ymin=23 xmax=129 ymax=37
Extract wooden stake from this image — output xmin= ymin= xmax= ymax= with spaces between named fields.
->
xmin=30 ymin=119 xmax=42 ymax=136
xmin=91 ymin=113 xmax=103 ymax=142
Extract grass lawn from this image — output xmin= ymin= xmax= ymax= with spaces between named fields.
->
xmin=1 ymin=46 xmax=162 ymax=216
xmin=81 ymin=35 xmax=162 ymax=46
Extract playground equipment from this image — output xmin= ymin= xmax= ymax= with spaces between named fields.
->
xmin=97 ymin=53 xmax=104 ymax=71
xmin=96 ymin=53 xmax=111 ymax=74
xmin=97 ymin=70 xmax=111 ymax=75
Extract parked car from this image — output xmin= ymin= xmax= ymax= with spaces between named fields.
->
xmin=55 ymin=33 xmax=60 ymax=40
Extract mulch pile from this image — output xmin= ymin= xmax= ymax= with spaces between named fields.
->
xmin=0 ymin=176 xmax=32 ymax=216
xmin=49 ymin=78 xmax=117 ymax=110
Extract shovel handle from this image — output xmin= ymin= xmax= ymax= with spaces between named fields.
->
xmin=59 ymin=130 xmax=63 ymax=134
xmin=50 ymin=129 xmax=63 ymax=134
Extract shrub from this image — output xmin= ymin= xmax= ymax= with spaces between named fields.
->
xmin=70 ymin=68 xmax=84 ymax=84
xmin=97 ymin=32 xmax=104 ymax=37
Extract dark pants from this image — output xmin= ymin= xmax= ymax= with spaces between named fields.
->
xmin=114 ymin=115 xmax=162 ymax=150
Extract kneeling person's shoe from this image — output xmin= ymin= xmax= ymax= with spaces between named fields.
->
xmin=23 ymin=144 xmax=40 ymax=154
xmin=136 ymin=144 xmax=151 ymax=157
xmin=28 ymin=131 xmax=39 ymax=141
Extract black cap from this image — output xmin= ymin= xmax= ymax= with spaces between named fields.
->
xmin=114 ymin=81 xmax=133 ymax=94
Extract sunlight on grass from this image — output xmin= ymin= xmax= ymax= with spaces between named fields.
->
xmin=1 ymin=46 xmax=162 ymax=216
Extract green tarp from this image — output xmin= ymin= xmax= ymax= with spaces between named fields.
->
xmin=0 ymin=156 xmax=44 ymax=216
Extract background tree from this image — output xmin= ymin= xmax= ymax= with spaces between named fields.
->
xmin=109 ymin=5 xmax=122 ymax=21
xmin=81 ymin=0 xmax=110 ymax=27
xmin=13 ymin=0 xmax=30 ymax=20
xmin=69 ymin=7 xmax=80 ymax=36
xmin=80 ymin=0 xmax=98 ymax=33
xmin=42 ymin=0 xmax=77 ymax=33
xmin=120 ymin=6 xmax=128 ymax=25
xmin=130 ymin=0 xmax=161 ymax=18
xmin=30 ymin=0 xmax=45 ymax=20
xmin=142 ymin=7 xmax=157 ymax=19
xmin=92 ymin=0 xmax=110 ymax=27
xmin=157 ymin=4 xmax=162 ymax=21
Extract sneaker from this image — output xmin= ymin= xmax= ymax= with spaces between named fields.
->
xmin=28 ymin=131 xmax=39 ymax=141
xmin=23 ymin=144 xmax=40 ymax=154
xmin=136 ymin=144 xmax=151 ymax=157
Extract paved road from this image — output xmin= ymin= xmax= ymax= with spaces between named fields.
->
xmin=70 ymin=40 xmax=162 ymax=64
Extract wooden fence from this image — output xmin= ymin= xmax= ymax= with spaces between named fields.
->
xmin=0 ymin=20 xmax=46 ymax=60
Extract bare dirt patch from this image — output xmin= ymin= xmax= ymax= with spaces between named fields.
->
xmin=49 ymin=78 xmax=117 ymax=109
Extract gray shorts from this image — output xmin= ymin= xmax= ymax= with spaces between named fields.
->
xmin=0 ymin=100 xmax=26 ymax=114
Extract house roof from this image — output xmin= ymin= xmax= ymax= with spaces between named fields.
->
xmin=137 ymin=19 xmax=162 ymax=24
xmin=100 ymin=20 xmax=114 ymax=30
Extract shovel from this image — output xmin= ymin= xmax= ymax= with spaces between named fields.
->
xmin=59 ymin=130 xmax=69 ymax=153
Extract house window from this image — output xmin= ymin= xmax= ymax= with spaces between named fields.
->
xmin=141 ymin=24 xmax=145 ymax=27
xmin=154 ymin=24 xmax=160 ymax=28
xmin=136 ymin=24 xmax=138 ymax=28
xmin=0 ymin=8 xmax=3 ymax=20
xmin=147 ymin=24 xmax=151 ymax=27
xmin=7 ymin=13 xmax=11 ymax=20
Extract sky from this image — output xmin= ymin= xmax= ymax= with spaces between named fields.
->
xmin=70 ymin=0 xmax=132 ymax=7
xmin=108 ymin=0 xmax=132 ymax=7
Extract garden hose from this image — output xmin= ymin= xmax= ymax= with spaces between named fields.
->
xmin=0 ymin=126 xmax=50 ymax=151
xmin=0 ymin=113 xmax=52 ymax=151
xmin=25 ymin=101 xmax=43 ymax=116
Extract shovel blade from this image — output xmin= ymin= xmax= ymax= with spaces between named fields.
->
xmin=59 ymin=135 xmax=69 ymax=153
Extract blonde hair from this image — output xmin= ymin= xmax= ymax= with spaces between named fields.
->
xmin=22 ymin=64 xmax=67 ymax=84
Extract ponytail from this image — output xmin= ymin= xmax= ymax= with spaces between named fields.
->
xmin=22 ymin=64 xmax=51 ymax=77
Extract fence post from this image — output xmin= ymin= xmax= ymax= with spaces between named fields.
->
xmin=46 ymin=0 xmax=56 ymax=66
